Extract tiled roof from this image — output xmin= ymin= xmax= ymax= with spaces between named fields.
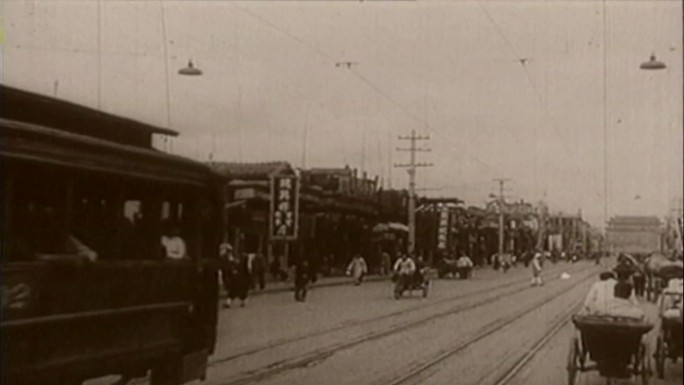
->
xmin=304 ymin=167 xmax=352 ymax=176
xmin=609 ymin=216 xmax=661 ymax=225
xmin=208 ymin=161 xmax=293 ymax=179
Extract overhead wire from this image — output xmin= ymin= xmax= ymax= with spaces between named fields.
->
xmin=478 ymin=0 xmax=604 ymax=210
xmin=477 ymin=1 xmax=574 ymax=158
xmin=228 ymin=1 xmax=506 ymax=179
xmin=16 ymin=0 xmax=584 ymax=203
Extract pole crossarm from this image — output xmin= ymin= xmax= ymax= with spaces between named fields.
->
xmin=398 ymin=135 xmax=430 ymax=140
xmin=394 ymin=129 xmax=433 ymax=254
xmin=396 ymin=148 xmax=432 ymax=152
xmin=394 ymin=162 xmax=434 ymax=168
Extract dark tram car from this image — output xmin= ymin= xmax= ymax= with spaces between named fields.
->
xmin=1 ymin=85 xmax=223 ymax=385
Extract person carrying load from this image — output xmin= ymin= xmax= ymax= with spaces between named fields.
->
xmin=393 ymin=253 xmax=416 ymax=298
xmin=456 ymin=253 xmax=474 ymax=279
xmin=581 ymin=271 xmax=644 ymax=321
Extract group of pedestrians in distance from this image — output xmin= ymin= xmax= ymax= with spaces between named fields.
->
xmin=219 ymin=242 xmax=594 ymax=306
xmin=488 ymin=248 xmax=595 ymax=287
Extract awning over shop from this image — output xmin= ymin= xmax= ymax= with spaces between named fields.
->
xmin=373 ymin=222 xmax=409 ymax=233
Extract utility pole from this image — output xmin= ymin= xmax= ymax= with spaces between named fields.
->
xmin=395 ymin=130 xmax=432 ymax=254
xmin=671 ymin=199 xmax=683 ymax=254
xmin=493 ymin=178 xmax=511 ymax=257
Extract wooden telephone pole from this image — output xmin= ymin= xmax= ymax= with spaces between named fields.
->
xmin=493 ymin=178 xmax=511 ymax=257
xmin=395 ymin=130 xmax=432 ymax=254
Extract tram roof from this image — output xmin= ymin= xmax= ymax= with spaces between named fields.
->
xmin=0 ymin=84 xmax=177 ymax=149
xmin=1 ymin=118 xmax=215 ymax=186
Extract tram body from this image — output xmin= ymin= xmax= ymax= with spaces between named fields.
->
xmin=1 ymin=90 xmax=223 ymax=385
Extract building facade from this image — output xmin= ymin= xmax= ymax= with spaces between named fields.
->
xmin=606 ymin=216 xmax=663 ymax=255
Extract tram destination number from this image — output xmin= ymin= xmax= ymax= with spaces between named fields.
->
xmin=1 ymin=282 xmax=32 ymax=311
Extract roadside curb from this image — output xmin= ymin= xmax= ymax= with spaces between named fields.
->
xmin=223 ymin=266 xmax=476 ymax=297
xmin=221 ymin=275 xmax=393 ymax=298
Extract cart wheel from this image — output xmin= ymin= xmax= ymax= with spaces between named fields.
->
xmin=567 ymin=336 xmax=579 ymax=385
xmin=654 ymin=336 xmax=665 ymax=379
xmin=640 ymin=342 xmax=651 ymax=385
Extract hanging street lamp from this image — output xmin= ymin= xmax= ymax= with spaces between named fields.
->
xmin=640 ymin=54 xmax=667 ymax=70
xmin=179 ymin=60 xmax=203 ymax=76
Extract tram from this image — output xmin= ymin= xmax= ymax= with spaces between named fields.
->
xmin=1 ymin=85 xmax=223 ymax=385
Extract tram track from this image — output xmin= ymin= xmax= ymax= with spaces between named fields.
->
xmin=489 ymin=300 xmax=584 ymax=385
xmin=379 ymin=273 xmax=594 ymax=385
xmin=210 ymin=264 xmax=597 ymax=385
xmin=209 ymin=263 xmax=591 ymax=369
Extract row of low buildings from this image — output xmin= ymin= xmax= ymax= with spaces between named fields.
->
xmin=209 ymin=160 xmax=600 ymax=274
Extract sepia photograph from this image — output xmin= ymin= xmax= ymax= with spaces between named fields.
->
xmin=1 ymin=1 xmax=682 ymax=384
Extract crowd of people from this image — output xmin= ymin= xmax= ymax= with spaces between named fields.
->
xmin=215 ymin=243 xmax=566 ymax=305
xmin=215 ymin=234 xmax=676 ymax=310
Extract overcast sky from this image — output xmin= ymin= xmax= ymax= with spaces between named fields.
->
xmin=2 ymin=0 xmax=682 ymax=227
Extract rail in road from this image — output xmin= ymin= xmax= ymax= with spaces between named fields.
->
xmin=490 ymin=302 xmax=583 ymax=385
xmin=210 ymin=262 xmax=590 ymax=368
xmin=382 ymin=275 xmax=592 ymax=385
xmin=209 ymin=263 xmax=597 ymax=385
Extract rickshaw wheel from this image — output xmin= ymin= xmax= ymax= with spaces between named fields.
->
xmin=654 ymin=335 xmax=666 ymax=379
xmin=567 ymin=336 xmax=579 ymax=385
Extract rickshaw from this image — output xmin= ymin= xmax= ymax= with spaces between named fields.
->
xmin=567 ymin=315 xmax=653 ymax=385
xmin=644 ymin=254 xmax=683 ymax=302
xmin=437 ymin=256 xmax=458 ymax=279
xmin=653 ymin=278 xmax=683 ymax=379
xmin=393 ymin=266 xmax=430 ymax=299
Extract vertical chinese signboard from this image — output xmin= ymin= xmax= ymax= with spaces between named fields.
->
xmin=270 ymin=175 xmax=299 ymax=240
xmin=437 ymin=205 xmax=449 ymax=250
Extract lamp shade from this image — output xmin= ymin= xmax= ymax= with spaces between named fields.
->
xmin=179 ymin=60 xmax=202 ymax=76
xmin=640 ymin=54 xmax=667 ymax=70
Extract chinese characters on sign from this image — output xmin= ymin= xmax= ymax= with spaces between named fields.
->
xmin=270 ymin=175 xmax=299 ymax=240
xmin=437 ymin=205 xmax=449 ymax=250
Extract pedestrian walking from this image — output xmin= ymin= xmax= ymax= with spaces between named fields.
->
xmin=632 ymin=268 xmax=646 ymax=297
xmin=270 ymin=255 xmax=288 ymax=281
xmin=308 ymin=256 xmax=318 ymax=284
xmin=346 ymin=254 xmax=368 ymax=285
xmin=380 ymin=251 xmax=392 ymax=276
xmin=531 ymin=252 xmax=544 ymax=286
xmin=223 ymin=250 xmax=251 ymax=308
xmin=501 ymin=253 xmax=511 ymax=273
xmin=491 ymin=253 xmax=500 ymax=270
xmin=393 ymin=253 xmax=416 ymax=299
xmin=294 ymin=259 xmax=310 ymax=302
xmin=523 ymin=250 xmax=532 ymax=268
xmin=456 ymin=253 xmax=474 ymax=279
xmin=251 ymin=253 xmax=266 ymax=290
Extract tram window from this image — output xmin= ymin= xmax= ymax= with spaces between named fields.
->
xmin=9 ymin=169 xmax=77 ymax=260
xmin=161 ymin=201 xmax=184 ymax=222
xmin=124 ymin=201 xmax=143 ymax=224
xmin=160 ymin=199 xmax=191 ymax=259
xmin=72 ymin=179 xmax=119 ymax=260
xmin=162 ymin=202 xmax=170 ymax=220
xmin=121 ymin=197 xmax=160 ymax=260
